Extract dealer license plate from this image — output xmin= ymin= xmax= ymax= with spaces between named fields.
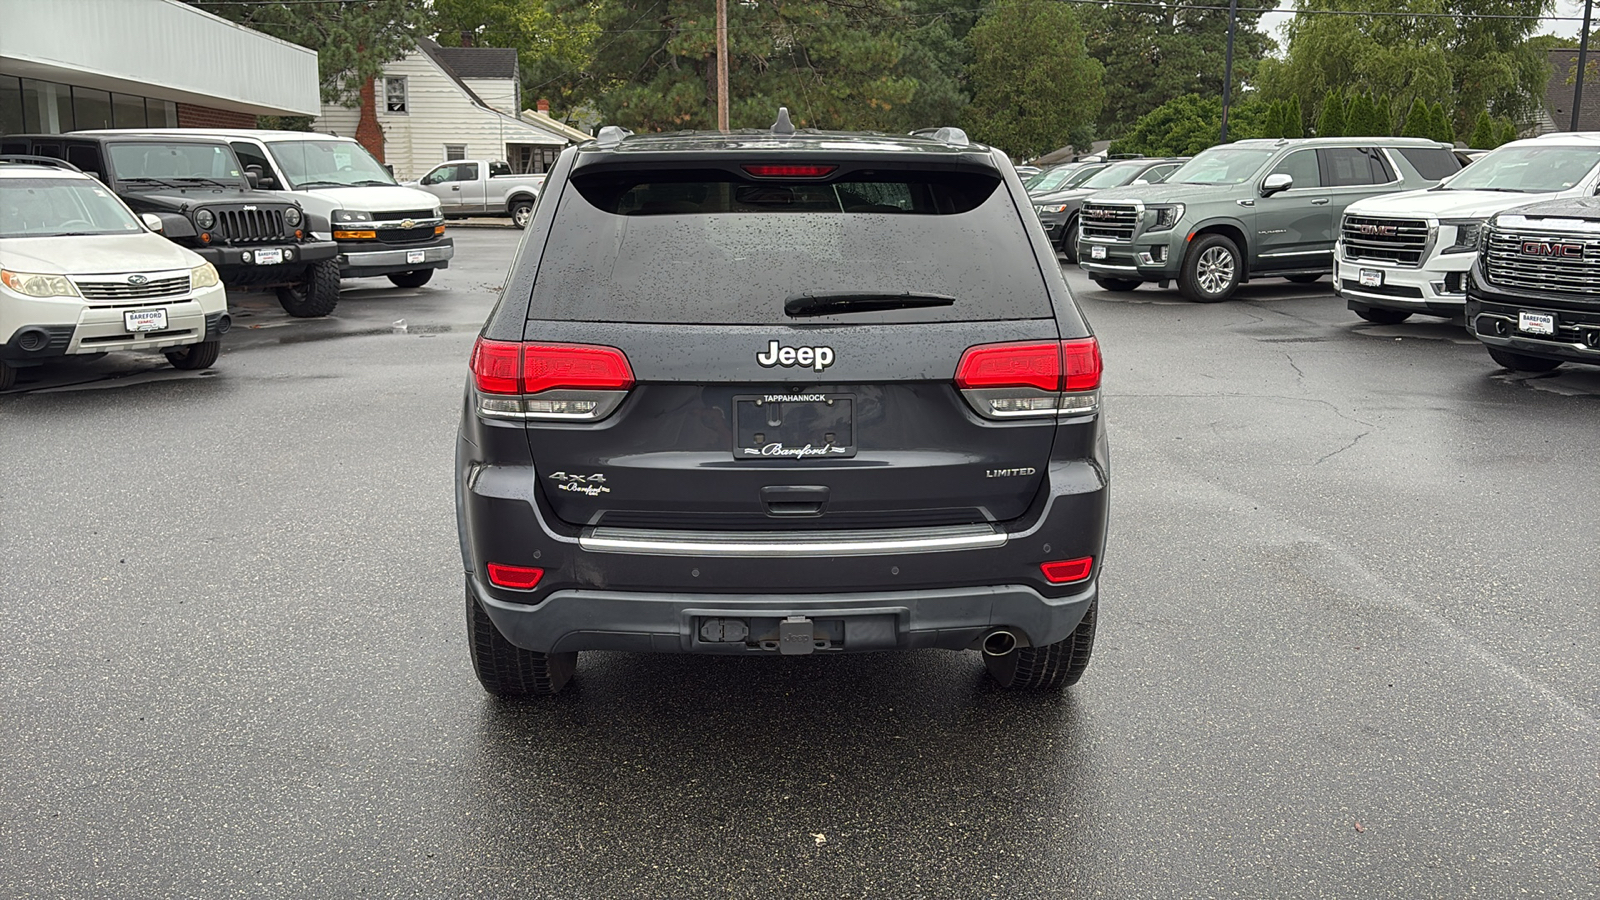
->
xmin=253 ymin=247 xmax=284 ymax=265
xmin=1359 ymin=268 xmax=1383 ymax=287
xmin=1090 ymin=244 xmax=1107 ymax=260
xmin=1518 ymin=311 xmax=1556 ymax=335
xmin=406 ymin=249 xmax=426 ymax=265
xmin=124 ymin=309 xmax=167 ymax=333
xmin=734 ymin=394 xmax=856 ymax=460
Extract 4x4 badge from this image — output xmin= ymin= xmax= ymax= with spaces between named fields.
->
xmin=757 ymin=340 xmax=835 ymax=372
xmin=548 ymin=471 xmax=610 ymax=496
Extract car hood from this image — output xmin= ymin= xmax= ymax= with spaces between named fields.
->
xmin=1345 ymin=188 xmax=1569 ymax=220
xmin=1085 ymin=182 xmax=1241 ymax=206
xmin=0 ymin=232 xmax=201 ymax=275
xmin=1032 ymin=186 xmax=1100 ymax=205
xmin=297 ymin=184 xmax=442 ymax=214
xmin=1492 ymin=195 xmax=1600 ymax=222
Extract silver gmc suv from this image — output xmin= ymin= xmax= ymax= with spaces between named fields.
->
xmin=1076 ymin=137 xmax=1460 ymax=302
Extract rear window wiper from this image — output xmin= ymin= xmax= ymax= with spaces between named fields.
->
xmin=784 ymin=291 xmax=956 ymax=318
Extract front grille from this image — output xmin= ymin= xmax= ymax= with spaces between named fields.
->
xmin=373 ymin=209 xmax=435 ymax=222
xmin=1484 ymin=229 xmax=1600 ymax=295
xmin=1341 ymin=215 xmax=1430 ymax=265
xmin=75 ymin=275 xmax=191 ymax=301
xmin=214 ymin=207 xmax=287 ymax=243
xmin=376 ymin=226 xmax=437 ymax=244
xmin=1080 ymin=203 xmax=1138 ymax=240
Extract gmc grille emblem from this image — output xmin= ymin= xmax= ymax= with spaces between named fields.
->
xmin=1358 ymin=224 xmax=1397 ymax=236
xmin=1087 ymin=209 xmax=1115 ymax=219
xmin=1521 ymin=241 xmax=1583 ymax=259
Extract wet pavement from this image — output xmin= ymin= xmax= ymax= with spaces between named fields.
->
xmin=2 ymin=230 xmax=1596 ymax=897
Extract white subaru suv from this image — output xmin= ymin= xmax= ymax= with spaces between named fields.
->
xmin=0 ymin=158 xmax=229 ymax=390
xmin=1336 ymin=133 xmax=1600 ymax=324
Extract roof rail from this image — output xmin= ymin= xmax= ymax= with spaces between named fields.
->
xmin=0 ymin=154 xmax=83 ymax=172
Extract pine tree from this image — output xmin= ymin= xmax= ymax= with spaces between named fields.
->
xmin=1494 ymin=118 xmax=1519 ymax=147
xmin=1468 ymin=109 xmax=1495 ymax=149
xmin=1285 ymin=95 xmax=1304 ymax=138
xmin=1431 ymin=102 xmax=1457 ymax=144
xmin=1375 ymin=94 xmax=1393 ymax=135
xmin=1400 ymin=98 xmax=1431 ymax=137
xmin=1345 ymin=93 xmax=1371 ymax=136
xmin=1315 ymin=89 xmax=1345 ymax=137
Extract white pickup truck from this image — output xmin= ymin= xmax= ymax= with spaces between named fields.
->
xmin=410 ymin=160 xmax=545 ymax=228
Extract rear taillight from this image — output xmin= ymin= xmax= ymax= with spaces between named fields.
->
xmin=487 ymin=563 xmax=544 ymax=590
xmin=471 ymin=337 xmax=634 ymax=421
xmin=1040 ymin=557 xmax=1094 ymax=584
xmin=954 ymin=338 xmax=1101 ymax=419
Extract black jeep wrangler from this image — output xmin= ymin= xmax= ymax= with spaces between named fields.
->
xmin=0 ymin=133 xmax=341 ymax=317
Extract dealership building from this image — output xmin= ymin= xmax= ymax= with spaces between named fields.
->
xmin=0 ymin=0 xmax=319 ymax=135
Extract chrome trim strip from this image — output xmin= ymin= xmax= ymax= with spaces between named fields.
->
xmin=580 ymin=524 xmax=1007 ymax=557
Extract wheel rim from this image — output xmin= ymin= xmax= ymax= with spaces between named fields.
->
xmin=1196 ymin=246 xmax=1235 ymax=295
xmin=514 ymin=205 xmax=531 ymax=227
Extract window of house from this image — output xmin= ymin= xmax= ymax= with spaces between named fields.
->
xmin=445 ymin=144 xmax=467 ymax=161
xmin=385 ymin=77 xmax=407 ymax=114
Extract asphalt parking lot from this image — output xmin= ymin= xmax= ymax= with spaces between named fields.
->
xmin=2 ymin=227 xmax=1597 ymax=898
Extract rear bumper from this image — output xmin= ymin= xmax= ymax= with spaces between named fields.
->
xmin=338 ymin=236 xmax=454 ymax=278
xmin=472 ymin=578 xmax=1097 ymax=655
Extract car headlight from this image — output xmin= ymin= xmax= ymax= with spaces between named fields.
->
xmin=1149 ymin=204 xmax=1185 ymax=230
xmin=331 ymin=209 xmax=372 ymax=223
xmin=190 ymin=262 xmax=221 ymax=289
xmin=0 ymin=270 xmax=80 ymax=298
xmin=431 ymin=208 xmax=442 ymax=219
xmin=195 ymin=209 xmax=215 ymax=230
xmin=1035 ymin=204 xmax=1069 ymax=214
xmin=1441 ymin=217 xmax=1487 ymax=254
xmin=284 ymin=207 xmax=303 ymax=227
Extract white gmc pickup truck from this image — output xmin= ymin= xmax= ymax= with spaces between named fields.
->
xmin=409 ymin=160 xmax=545 ymax=228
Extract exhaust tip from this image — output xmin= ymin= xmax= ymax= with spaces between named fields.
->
xmin=982 ymin=630 xmax=1017 ymax=657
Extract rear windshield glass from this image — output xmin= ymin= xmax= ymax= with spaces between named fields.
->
xmin=528 ymin=168 xmax=1052 ymax=325
xmin=1395 ymin=147 xmax=1461 ymax=181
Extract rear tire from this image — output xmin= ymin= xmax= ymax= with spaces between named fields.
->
xmin=1355 ymin=307 xmax=1412 ymax=324
xmin=164 ymin=340 xmax=220 ymax=371
xmin=1285 ymin=274 xmax=1322 ymax=284
xmin=1178 ymin=233 xmax=1241 ymax=302
xmin=0 ymin=360 xmax=15 ymax=391
xmin=512 ymin=199 xmax=535 ymax=229
xmin=1059 ymin=216 xmax=1080 ymax=264
xmin=984 ymin=600 xmax=1098 ymax=691
xmin=387 ymin=269 xmax=433 ymax=289
xmin=1486 ymin=346 xmax=1563 ymax=373
xmin=466 ymin=582 xmax=577 ymax=697
xmin=1091 ymin=277 xmax=1141 ymax=293
xmin=275 ymin=259 xmax=340 ymax=318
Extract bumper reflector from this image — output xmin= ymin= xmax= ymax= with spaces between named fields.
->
xmin=487 ymin=563 xmax=545 ymax=590
xmin=1040 ymin=557 xmax=1094 ymax=584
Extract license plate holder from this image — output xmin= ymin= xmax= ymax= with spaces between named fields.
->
xmin=123 ymin=308 xmax=167 ymax=332
xmin=1090 ymin=244 xmax=1107 ymax=260
xmin=734 ymin=394 xmax=856 ymax=459
xmin=253 ymin=247 xmax=284 ymax=265
xmin=406 ymin=249 xmax=426 ymax=265
xmin=1519 ymin=311 xmax=1556 ymax=335
xmin=1359 ymin=268 xmax=1383 ymax=287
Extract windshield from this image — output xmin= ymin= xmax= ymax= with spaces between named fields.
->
xmin=108 ymin=142 xmax=242 ymax=182
xmin=1025 ymin=166 xmax=1080 ymax=192
xmin=1 ymin=176 xmax=144 ymax=238
xmin=1167 ymin=147 xmax=1276 ymax=185
xmin=1080 ymin=161 xmax=1153 ymax=190
xmin=268 ymin=139 xmax=397 ymax=188
xmin=1440 ymin=146 xmax=1600 ymax=193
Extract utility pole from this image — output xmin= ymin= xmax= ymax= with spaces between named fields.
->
xmin=1219 ymin=0 xmax=1238 ymax=143
xmin=1575 ymin=0 xmax=1593 ymax=132
xmin=716 ymin=0 xmax=730 ymax=132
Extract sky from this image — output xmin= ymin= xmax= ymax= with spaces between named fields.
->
xmin=1257 ymin=0 xmax=1595 ymax=46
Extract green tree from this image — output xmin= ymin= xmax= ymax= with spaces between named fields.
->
xmin=183 ymin=1 xmax=432 ymax=105
xmin=1468 ymin=109 xmax=1496 ymax=148
xmin=1315 ymin=88 xmax=1346 ymax=136
xmin=1080 ymin=1 xmax=1278 ymax=137
xmin=1400 ymin=97 xmax=1431 ymax=137
xmin=961 ymin=0 xmax=1105 ymax=159
xmin=1107 ymin=93 xmax=1270 ymax=156
xmin=1284 ymin=94 xmax=1305 ymax=137
xmin=1494 ymin=117 xmax=1520 ymax=147
xmin=1430 ymin=100 xmax=1457 ymax=143
xmin=433 ymin=0 xmax=601 ymax=119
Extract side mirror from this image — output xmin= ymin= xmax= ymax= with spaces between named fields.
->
xmin=141 ymin=213 xmax=164 ymax=233
xmin=1261 ymin=173 xmax=1293 ymax=196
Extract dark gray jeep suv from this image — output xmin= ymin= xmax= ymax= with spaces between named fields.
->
xmin=455 ymin=118 xmax=1109 ymax=696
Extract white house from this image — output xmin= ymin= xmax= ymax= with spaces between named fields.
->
xmin=314 ymin=38 xmax=584 ymax=181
